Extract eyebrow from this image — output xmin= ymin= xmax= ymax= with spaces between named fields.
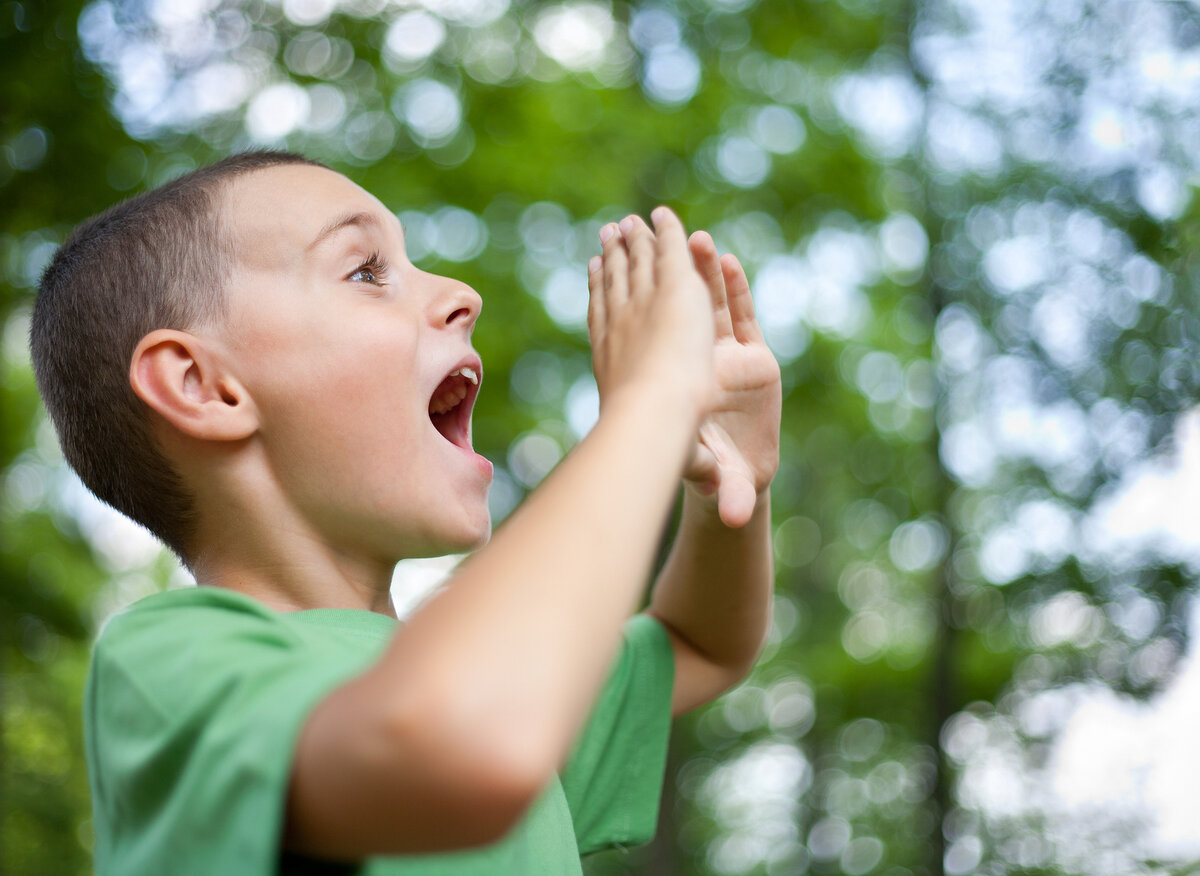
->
xmin=306 ymin=211 xmax=407 ymax=252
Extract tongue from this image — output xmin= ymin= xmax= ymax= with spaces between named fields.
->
xmin=431 ymin=409 xmax=456 ymax=443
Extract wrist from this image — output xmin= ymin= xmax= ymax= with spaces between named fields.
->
xmin=588 ymin=384 xmax=701 ymax=487
xmin=601 ymin=380 xmax=705 ymax=439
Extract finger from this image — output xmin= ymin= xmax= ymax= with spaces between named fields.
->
xmin=717 ymin=469 xmax=758 ymax=529
xmin=587 ymin=254 xmax=605 ymax=347
xmin=620 ymin=214 xmax=655 ymax=301
xmin=721 ymin=254 xmax=764 ymax=343
xmin=695 ymin=421 xmax=758 ymax=527
xmin=618 ymin=213 xmax=656 ymax=241
xmin=689 ymin=230 xmax=734 ymax=339
xmin=684 ymin=442 xmax=720 ymax=491
xmin=650 ymin=206 xmax=692 ymax=274
xmin=600 ymin=223 xmax=629 ymax=311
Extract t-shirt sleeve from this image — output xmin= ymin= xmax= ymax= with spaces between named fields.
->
xmin=559 ymin=612 xmax=675 ymax=855
xmin=85 ymin=593 xmax=376 ymax=876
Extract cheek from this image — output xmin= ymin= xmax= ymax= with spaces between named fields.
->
xmin=251 ymin=320 xmax=420 ymax=410
xmin=232 ymin=300 xmax=429 ymax=461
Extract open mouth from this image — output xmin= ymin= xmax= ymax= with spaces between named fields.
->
xmin=429 ymin=363 xmax=480 ymax=451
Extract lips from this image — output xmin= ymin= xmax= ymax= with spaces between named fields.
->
xmin=428 ymin=359 xmax=481 ymax=451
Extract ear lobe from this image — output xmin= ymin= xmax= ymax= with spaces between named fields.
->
xmin=130 ymin=329 xmax=257 ymax=442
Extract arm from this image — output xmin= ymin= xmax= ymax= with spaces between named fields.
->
xmin=649 ymin=490 xmax=773 ymax=716
xmin=645 ymin=230 xmax=782 ymax=716
xmin=286 ymin=209 xmax=716 ymax=859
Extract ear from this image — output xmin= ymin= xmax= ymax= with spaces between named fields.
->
xmin=129 ymin=329 xmax=257 ymax=442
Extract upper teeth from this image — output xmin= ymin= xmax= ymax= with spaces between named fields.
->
xmin=453 ymin=366 xmax=479 ymax=385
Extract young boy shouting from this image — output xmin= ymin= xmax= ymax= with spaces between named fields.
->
xmin=30 ymin=151 xmax=781 ymax=874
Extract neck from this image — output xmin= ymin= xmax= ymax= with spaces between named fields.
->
xmin=181 ymin=452 xmax=398 ymax=615
xmin=190 ymin=543 xmax=398 ymax=616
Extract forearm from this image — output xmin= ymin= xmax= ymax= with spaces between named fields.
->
xmin=291 ymin=388 xmax=699 ymax=857
xmin=648 ymin=487 xmax=773 ymax=713
xmin=377 ymin=386 xmax=697 ymax=761
xmin=288 ymin=208 xmax=721 ymax=857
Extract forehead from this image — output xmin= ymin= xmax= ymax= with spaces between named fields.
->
xmin=220 ymin=164 xmax=393 ymax=266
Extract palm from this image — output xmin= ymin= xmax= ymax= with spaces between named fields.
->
xmin=682 ymin=235 xmax=782 ymax=527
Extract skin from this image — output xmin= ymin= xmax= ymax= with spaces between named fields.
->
xmin=133 ymin=166 xmax=492 ymax=613
xmin=128 ymin=165 xmax=781 ymax=859
xmin=590 ymin=216 xmax=781 ymax=715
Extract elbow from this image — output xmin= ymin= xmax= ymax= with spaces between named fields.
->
xmin=731 ymin=603 xmax=773 ymax=682
xmin=454 ymin=745 xmax=554 ymax=847
xmin=288 ymin=676 xmax=557 ymax=859
xmin=382 ymin=687 xmax=557 ymax=847
xmin=747 ymin=619 xmax=771 ymax=675
xmin=716 ymin=649 xmax=761 ymax=696
xmin=730 ymin=613 xmax=771 ymax=680
xmin=704 ymin=638 xmax=764 ymax=694
xmin=431 ymin=770 xmax=545 ymax=849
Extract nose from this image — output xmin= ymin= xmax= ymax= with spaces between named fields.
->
xmin=428 ymin=273 xmax=482 ymax=332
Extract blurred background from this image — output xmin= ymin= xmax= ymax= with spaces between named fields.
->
xmin=3 ymin=0 xmax=1200 ymax=873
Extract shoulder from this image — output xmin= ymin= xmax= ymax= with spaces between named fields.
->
xmin=97 ymin=585 xmax=309 ymax=646
xmin=89 ymin=587 xmax=322 ymax=715
xmin=88 ymin=588 xmax=381 ymax=738
xmin=103 ymin=585 xmax=277 ymax=630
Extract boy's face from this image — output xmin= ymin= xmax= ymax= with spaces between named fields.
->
xmin=215 ymin=164 xmax=493 ymax=562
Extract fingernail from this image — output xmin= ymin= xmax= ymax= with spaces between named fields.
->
xmin=588 ymin=255 xmax=601 ymax=273
xmin=599 ymin=224 xmax=615 ymax=243
xmin=618 ymin=216 xmax=634 ymax=236
xmin=651 ymin=206 xmax=668 ymax=224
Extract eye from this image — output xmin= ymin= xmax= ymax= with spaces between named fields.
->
xmin=347 ymin=252 xmax=390 ymax=286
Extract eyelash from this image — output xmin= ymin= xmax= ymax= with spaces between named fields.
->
xmin=348 ymin=252 xmax=390 ymax=286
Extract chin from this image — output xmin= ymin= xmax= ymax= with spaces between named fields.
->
xmin=465 ymin=523 xmax=492 ymax=551
xmin=455 ymin=516 xmax=493 ymax=553
xmin=419 ymin=513 xmax=493 ymax=558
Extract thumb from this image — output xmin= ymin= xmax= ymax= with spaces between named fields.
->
xmin=697 ymin=421 xmax=758 ymax=528
xmin=717 ymin=467 xmax=758 ymax=528
xmin=684 ymin=442 xmax=719 ymax=493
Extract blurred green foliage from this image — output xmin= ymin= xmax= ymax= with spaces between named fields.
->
xmin=3 ymin=0 xmax=1198 ymax=874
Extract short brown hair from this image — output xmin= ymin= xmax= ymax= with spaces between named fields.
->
xmin=30 ymin=151 xmax=325 ymax=560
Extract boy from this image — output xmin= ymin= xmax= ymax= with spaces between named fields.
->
xmin=30 ymin=151 xmax=781 ymax=874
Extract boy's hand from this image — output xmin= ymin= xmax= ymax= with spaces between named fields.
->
xmin=588 ymin=214 xmax=781 ymax=529
xmin=681 ymin=231 xmax=781 ymax=528
xmin=587 ymin=209 xmax=715 ymax=423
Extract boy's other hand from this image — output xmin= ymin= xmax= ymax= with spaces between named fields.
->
xmin=586 ymin=209 xmax=715 ymax=425
xmin=681 ymin=230 xmax=781 ymax=528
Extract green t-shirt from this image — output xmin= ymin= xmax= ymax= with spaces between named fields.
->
xmin=84 ymin=587 xmax=674 ymax=875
